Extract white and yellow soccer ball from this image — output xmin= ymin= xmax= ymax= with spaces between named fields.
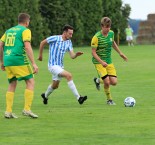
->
xmin=124 ymin=97 xmax=136 ymax=107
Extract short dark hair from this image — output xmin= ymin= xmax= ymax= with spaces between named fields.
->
xmin=62 ymin=24 xmax=74 ymax=32
xmin=101 ymin=17 xmax=111 ymax=27
xmin=18 ymin=13 xmax=30 ymax=23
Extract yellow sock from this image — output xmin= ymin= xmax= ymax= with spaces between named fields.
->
xmin=104 ymin=88 xmax=112 ymax=100
xmin=24 ymin=89 xmax=34 ymax=111
xmin=99 ymin=78 xmax=103 ymax=84
xmin=6 ymin=92 xmax=14 ymax=113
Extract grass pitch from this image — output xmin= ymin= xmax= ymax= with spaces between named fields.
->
xmin=0 ymin=45 xmax=155 ymax=145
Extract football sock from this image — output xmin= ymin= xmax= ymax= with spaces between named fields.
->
xmin=96 ymin=78 xmax=103 ymax=84
xmin=67 ymin=80 xmax=80 ymax=100
xmin=45 ymin=85 xmax=54 ymax=98
xmin=104 ymin=88 xmax=112 ymax=100
xmin=6 ymin=92 xmax=14 ymax=112
xmin=99 ymin=78 xmax=103 ymax=84
xmin=24 ymin=89 xmax=33 ymax=111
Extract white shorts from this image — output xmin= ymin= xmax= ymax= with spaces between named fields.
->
xmin=126 ymin=36 xmax=133 ymax=41
xmin=48 ymin=65 xmax=64 ymax=81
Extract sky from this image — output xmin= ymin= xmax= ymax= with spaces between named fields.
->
xmin=122 ymin=0 xmax=155 ymax=20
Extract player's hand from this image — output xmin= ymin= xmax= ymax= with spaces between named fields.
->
xmin=120 ymin=53 xmax=128 ymax=62
xmin=76 ymin=52 xmax=83 ymax=57
xmin=101 ymin=61 xmax=108 ymax=67
xmin=32 ymin=63 xmax=39 ymax=74
xmin=38 ymin=56 xmax=43 ymax=61
xmin=1 ymin=64 xmax=5 ymax=71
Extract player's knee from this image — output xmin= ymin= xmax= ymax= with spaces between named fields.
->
xmin=25 ymin=78 xmax=35 ymax=90
xmin=104 ymin=81 xmax=110 ymax=87
xmin=111 ymin=82 xmax=117 ymax=86
xmin=53 ymin=85 xmax=59 ymax=89
xmin=66 ymin=73 xmax=72 ymax=81
xmin=52 ymin=84 xmax=59 ymax=89
xmin=110 ymin=81 xmax=117 ymax=86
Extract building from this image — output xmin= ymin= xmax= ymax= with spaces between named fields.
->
xmin=136 ymin=13 xmax=155 ymax=44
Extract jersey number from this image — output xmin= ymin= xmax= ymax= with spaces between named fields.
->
xmin=5 ymin=33 xmax=16 ymax=46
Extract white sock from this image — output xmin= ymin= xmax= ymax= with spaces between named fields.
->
xmin=45 ymin=85 xmax=54 ymax=98
xmin=67 ymin=80 xmax=80 ymax=100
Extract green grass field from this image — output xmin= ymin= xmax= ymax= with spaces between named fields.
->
xmin=0 ymin=45 xmax=155 ymax=145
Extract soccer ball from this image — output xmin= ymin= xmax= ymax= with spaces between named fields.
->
xmin=124 ymin=97 xmax=136 ymax=107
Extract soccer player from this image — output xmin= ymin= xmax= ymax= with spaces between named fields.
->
xmin=91 ymin=17 xmax=128 ymax=105
xmin=125 ymin=25 xmax=134 ymax=46
xmin=0 ymin=13 xmax=38 ymax=118
xmin=38 ymin=24 xmax=87 ymax=105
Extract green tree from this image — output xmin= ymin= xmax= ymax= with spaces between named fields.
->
xmin=40 ymin=0 xmax=69 ymax=35
xmin=101 ymin=0 xmax=131 ymax=43
xmin=79 ymin=0 xmax=103 ymax=45
xmin=0 ymin=0 xmax=131 ymax=46
xmin=0 ymin=0 xmax=46 ymax=47
xmin=39 ymin=0 xmax=84 ymax=45
xmin=39 ymin=0 xmax=131 ymax=45
xmin=120 ymin=4 xmax=131 ymax=42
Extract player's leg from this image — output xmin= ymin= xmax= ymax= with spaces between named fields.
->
xmin=41 ymin=65 xmax=61 ymax=104
xmin=41 ymin=80 xmax=60 ymax=105
xmin=60 ymin=70 xmax=87 ymax=104
xmin=22 ymin=78 xmax=38 ymax=118
xmin=127 ymin=36 xmax=130 ymax=46
xmin=10 ymin=65 xmax=38 ymax=118
xmin=102 ymin=76 xmax=116 ymax=105
xmin=94 ymin=77 xmax=101 ymax=90
xmin=16 ymin=64 xmax=38 ymax=118
xmin=130 ymin=36 xmax=134 ymax=46
xmin=4 ymin=66 xmax=18 ymax=119
xmin=94 ymin=64 xmax=116 ymax=105
xmin=93 ymin=64 xmax=103 ymax=90
xmin=109 ymin=76 xmax=117 ymax=86
xmin=106 ymin=64 xmax=117 ymax=105
xmin=45 ymin=80 xmax=60 ymax=98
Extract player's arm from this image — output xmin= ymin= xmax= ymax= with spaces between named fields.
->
xmin=113 ymin=41 xmax=128 ymax=61
xmin=24 ymin=41 xmax=38 ymax=74
xmin=0 ymin=33 xmax=6 ymax=71
xmin=69 ymin=50 xmax=83 ymax=59
xmin=92 ymin=48 xmax=108 ymax=67
xmin=91 ymin=36 xmax=108 ymax=67
xmin=38 ymin=39 xmax=48 ymax=61
xmin=0 ymin=40 xmax=5 ymax=71
xmin=23 ymin=29 xmax=38 ymax=74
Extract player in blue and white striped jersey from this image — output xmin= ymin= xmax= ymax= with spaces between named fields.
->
xmin=38 ymin=24 xmax=87 ymax=105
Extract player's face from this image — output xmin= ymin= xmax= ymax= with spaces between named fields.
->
xmin=65 ymin=29 xmax=73 ymax=39
xmin=101 ymin=26 xmax=110 ymax=35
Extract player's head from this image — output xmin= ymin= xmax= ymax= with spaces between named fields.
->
xmin=62 ymin=24 xmax=74 ymax=40
xmin=100 ymin=17 xmax=111 ymax=34
xmin=101 ymin=17 xmax=111 ymax=27
xmin=18 ymin=13 xmax=30 ymax=27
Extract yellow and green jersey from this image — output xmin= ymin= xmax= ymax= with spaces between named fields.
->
xmin=125 ymin=28 xmax=133 ymax=36
xmin=91 ymin=30 xmax=114 ymax=64
xmin=0 ymin=25 xmax=31 ymax=66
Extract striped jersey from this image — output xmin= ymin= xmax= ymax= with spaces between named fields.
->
xmin=0 ymin=25 xmax=31 ymax=66
xmin=91 ymin=30 xmax=114 ymax=64
xmin=46 ymin=35 xmax=73 ymax=67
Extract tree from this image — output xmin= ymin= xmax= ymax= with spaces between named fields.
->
xmin=0 ymin=0 xmax=131 ymax=46
xmin=80 ymin=0 xmax=103 ymax=45
xmin=101 ymin=0 xmax=131 ymax=43
xmin=0 ymin=0 xmax=46 ymax=47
